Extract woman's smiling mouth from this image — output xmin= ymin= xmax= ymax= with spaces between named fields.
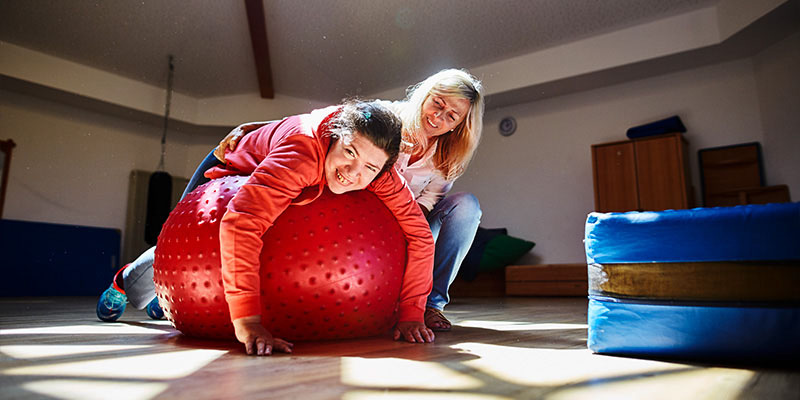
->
xmin=426 ymin=117 xmax=438 ymax=129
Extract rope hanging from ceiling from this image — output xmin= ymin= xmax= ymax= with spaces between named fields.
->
xmin=145 ymin=55 xmax=175 ymax=246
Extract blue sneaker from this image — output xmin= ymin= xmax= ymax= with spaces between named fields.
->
xmin=145 ymin=297 xmax=164 ymax=320
xmin=96 ymin=284 xmax=127 ymax=322
xmin=96 ymin=265 xmax=129 ymax=322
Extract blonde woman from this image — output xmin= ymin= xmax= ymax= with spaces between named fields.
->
xmin=216 ymin=69 xmax=485 ymax=331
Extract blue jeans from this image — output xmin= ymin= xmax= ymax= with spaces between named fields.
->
xmin=180 ymin=150 xmax=221 ymax=199
xmin=425 ymin=192 xmax=482 ymax=311
xmin=122 ymin=150 xmax=221 ymax=308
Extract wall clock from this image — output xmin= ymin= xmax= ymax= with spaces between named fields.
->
xmin=499 ymin=116 xmax=516 ymax=136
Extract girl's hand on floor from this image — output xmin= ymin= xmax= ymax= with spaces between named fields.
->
xmin=232 ymin=315 xmax=294 ymax=356
xmin=393 ymin=321 xmax=435 ymax=343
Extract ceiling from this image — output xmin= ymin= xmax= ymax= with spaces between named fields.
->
xmin=1 ymin=0 xmax=731 ymax=104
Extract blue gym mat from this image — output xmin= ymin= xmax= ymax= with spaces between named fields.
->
xmin=585 ymin=202 xmax=800 ymax=264
xmin=0 ymin=219 xmax=120 ymax=296
xmin=588 ymin=296 xmax=800 ymax=361
xmin=585 ymin=202 xmax=800 ymax=362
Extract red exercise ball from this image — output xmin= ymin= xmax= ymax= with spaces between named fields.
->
xmin=153 ymin=175 xmax=407 ymax=341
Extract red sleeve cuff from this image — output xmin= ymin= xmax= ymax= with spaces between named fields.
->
xmin=396 ymin=303 xmax=425 ymax=323
xmin=227 ymin=295 xmax=262 ymax=320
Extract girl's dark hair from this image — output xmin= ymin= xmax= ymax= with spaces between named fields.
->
xmin=327 ymin=99 xmax=402 ymax=174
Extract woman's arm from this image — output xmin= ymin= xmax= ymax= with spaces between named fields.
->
xmin=414 ymin=174 xmax=453 ymax=213
xmin=213 ymin=120 xmax=277 ymax=161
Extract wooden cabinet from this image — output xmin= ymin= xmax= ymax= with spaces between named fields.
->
xmin=592 ymin=141 xmax=638 ymax=212
xmin=592 ymin=133 xmax=693 ymax=212
xmin=698 ymin=142 xmax=791 ymax=206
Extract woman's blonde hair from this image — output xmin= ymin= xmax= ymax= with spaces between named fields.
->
xmin=399 ymin=69 xmax=484 ymax=181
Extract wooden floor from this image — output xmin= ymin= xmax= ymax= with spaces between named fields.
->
xmin=1 ymin=297 xmax=798 ymax=400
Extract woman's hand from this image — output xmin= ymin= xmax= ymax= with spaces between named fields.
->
xmin=213 ymin=122 xmax=262 ymax=162
xmin=393 ymin=321 xmax=435 ymax=343
xmin=232 ymin=315 xmax=294 ymax=356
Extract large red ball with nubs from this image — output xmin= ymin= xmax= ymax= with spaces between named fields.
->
xmin=153 ymin=175 xmax=407 ymax=341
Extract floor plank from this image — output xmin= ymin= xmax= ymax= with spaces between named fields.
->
xmin=1 ymin=297 xmax=797 ymax=399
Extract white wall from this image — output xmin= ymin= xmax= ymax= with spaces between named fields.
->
xmin=0 ymin=89 xmax=219 ymax=237
xmin=2 ymin=33 xmax=797 ymax=266
xmin=754 ymin=32 xmax=800 ymax=195
xmin=453 ymin=57 xmax=771 ymax=264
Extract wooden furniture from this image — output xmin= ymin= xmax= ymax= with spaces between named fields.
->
xmin=449 ymin=269 xmax=506 ymax=297
xmin=698 ymin=142 xmax=791 ymax=206
xmin=591 ymin=132 xmax=693 ymax=212
xmin=505 ymin=264 xmax=588 ymax=296
xmin=449 ymin=263 xmax=591 ymax=298
xmin=703 ymin=185 xmax=790 ymax=206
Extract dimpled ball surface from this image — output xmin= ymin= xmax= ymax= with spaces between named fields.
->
xmin=153 ymin=175 xmax=407 ymax=341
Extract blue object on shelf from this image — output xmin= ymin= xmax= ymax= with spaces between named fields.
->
xmin=626 ymin=115 xmax=686 ymax=139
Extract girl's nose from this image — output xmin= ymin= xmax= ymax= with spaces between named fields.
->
xmin=347 ymin=161 xmax=362 ymax=177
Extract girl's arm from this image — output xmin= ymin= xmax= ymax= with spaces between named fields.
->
xmin=367 ymin=168 xmax=436 ymax=341
xmin=232 ymin=315 xmax=293 ymax=355
xmin=219 ymin=130 xmax=324 ymax=353
xmin=220 ymin=132 xmax=323 ymax=319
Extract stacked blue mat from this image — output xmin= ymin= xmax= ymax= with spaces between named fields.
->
xmin=584 ymin=202 xmax=800 ymax=361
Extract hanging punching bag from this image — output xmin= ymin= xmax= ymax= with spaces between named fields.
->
xmin=145 ymin=55 xmax=175 ymax=246
xmin=144 ymin=171 xmax=172 ymax=245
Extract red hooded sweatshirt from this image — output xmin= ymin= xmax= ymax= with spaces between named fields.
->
xmin=205 ymin=106 xmax=434 ymax=323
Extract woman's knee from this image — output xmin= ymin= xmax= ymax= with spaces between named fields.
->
xmin=447 ymin=192 xmax=482 ymax=222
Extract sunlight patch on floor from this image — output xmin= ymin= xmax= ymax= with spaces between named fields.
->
xmin=340 ymin=357 xmax=482 ymax=390
xmin=1 ymin=344 xmax=153 ymax=360
xmin=22 ymin=379 xmax=168 ymax=400
xmin=342 ymin=390 xmax=510 ymax=400
xmin=0 ymin=323 xmax=171 ymax=335
xmin=452 ymin=343 xmax=689 ymax=387
xmin=4 ymin=348 xmax=226 ymax=380
xmin=546 ymin=367 xmax=756 ymax=400
xmin=133 ymin=319 xmax=174 ymax=326
xmin=455 ymin=320 xmax=588 ymax=331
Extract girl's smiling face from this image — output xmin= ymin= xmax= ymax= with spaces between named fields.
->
xmin=324 ymin=131 xmax=389 ymax=194
xmin=420 ymin=94 xmax=470 ymax=138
